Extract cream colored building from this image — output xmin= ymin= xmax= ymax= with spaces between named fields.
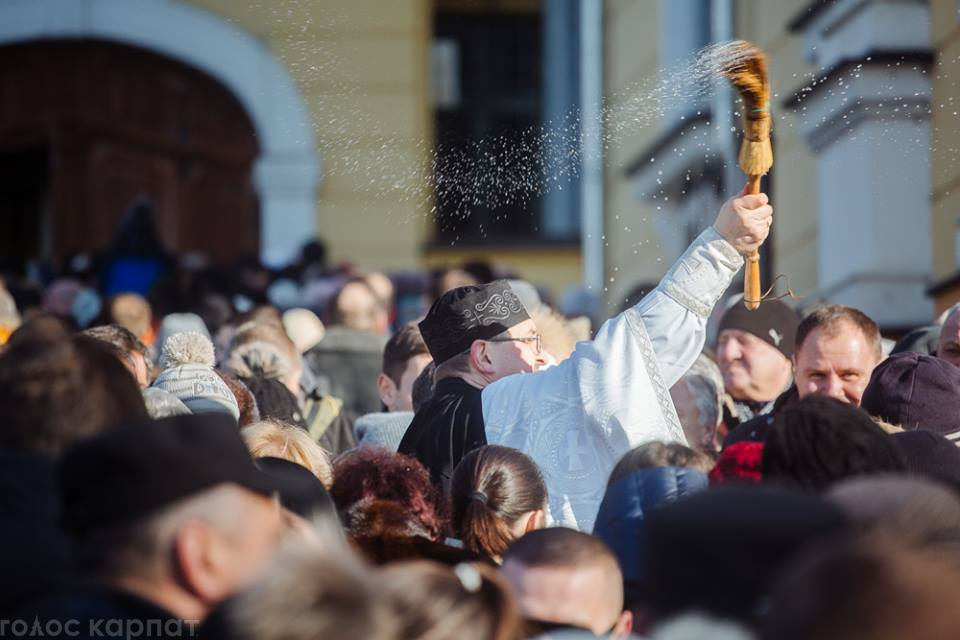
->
xmin=1 ymin=0 xmax=587 ymax=300
xmin=190 ymin=0 xmax=581 ymax=298
xmin=187 ymin=0 xmax=435 ymax=270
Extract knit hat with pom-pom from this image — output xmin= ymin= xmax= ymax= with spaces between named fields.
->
xmin=153 ymin=332 xmax=239 ymax=420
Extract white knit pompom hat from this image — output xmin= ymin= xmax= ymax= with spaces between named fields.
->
xmin=153 ymin=332 xmax=239 ymax=420
xmin=160 ymin=331 xmax=216 ymax=369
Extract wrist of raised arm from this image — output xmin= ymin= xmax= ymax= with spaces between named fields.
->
xmin=659 ymin=227 xmax=744 ymax=319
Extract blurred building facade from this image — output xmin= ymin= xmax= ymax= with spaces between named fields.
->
xmin=2 ymin=0 xmax=959 ymax=323
xmin=0 ymin=0 xmax=584 ymax=300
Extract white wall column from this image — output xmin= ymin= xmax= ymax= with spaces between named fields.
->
xmin=789 ymin=0 xmax=934 ymax=327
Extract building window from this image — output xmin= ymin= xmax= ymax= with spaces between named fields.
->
xmin=432 ymin=13 xmax=543 ymax=245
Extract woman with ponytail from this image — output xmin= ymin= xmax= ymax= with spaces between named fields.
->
xmin=450 ymin=445 xmax=548 ymax=561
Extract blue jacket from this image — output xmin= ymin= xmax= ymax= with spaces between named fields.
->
xmin=593 ymin=466 xmax=708 ymax=586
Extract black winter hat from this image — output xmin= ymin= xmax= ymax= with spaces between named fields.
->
xmin=860 ymin=352 xmax=960 ymax=436
xmin=893 ymin=430 xmax=960 ymax=492
xmin=718 ymin=298 xmax=799 ymax=359
xmin=60 ymin=413 xmax=277 ymax=536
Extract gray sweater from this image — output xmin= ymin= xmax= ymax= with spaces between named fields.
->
xmin=354 ymin=411 xmax=414 ymax=452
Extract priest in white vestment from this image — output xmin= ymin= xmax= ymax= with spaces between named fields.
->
xmin=400 ymin=187 xmax=773 ymax=530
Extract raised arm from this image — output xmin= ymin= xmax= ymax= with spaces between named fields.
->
xmin=636 ymin=188 xmax=773 ymax=386
xmin=482 ymin=188 xmax=772 ymax=530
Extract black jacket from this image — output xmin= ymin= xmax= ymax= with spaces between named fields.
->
xmin=398 ymin=378 xmax=486 ymax=493
xmin=723 ymin=385 xmax=799 ymax=448
xmin=0 ymin=450 xmax=73 ymax=616
xmin=19 ymin=585 xmax=181 ymax=640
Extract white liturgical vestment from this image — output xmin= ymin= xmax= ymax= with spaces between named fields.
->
xmin=482 ymin=227 xmax=743 ymax=530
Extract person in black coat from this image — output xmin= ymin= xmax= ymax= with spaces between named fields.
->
xmin=0 ymin=321 xmax=147 ymax=615
xmin=22 ymin=415 xmax=286 ymax=637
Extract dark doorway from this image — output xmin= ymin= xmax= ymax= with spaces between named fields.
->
xmin=0 ymin=147 xmax=49 ymax=272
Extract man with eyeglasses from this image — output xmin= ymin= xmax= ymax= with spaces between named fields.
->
xmin=400 ymin=186 xmax=773 ymax=531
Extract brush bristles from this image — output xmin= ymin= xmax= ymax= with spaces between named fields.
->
xmin=721 ymin=40 xmax=773 ymax=177
xmin=720 ymin=41 xmax=770 ymax=108
xmin=739 ymin=138 xmax=773 ymax=177
xmin=740 ymin=114 xmax=773 ymax=176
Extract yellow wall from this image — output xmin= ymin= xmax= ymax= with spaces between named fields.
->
xmin=185 ymin=0 xmax=583 ymax=300
xmin=602 ymin=0 xmax=667 ymax=311
xmin=186 ymin=0 xmax=433 ymax=270
xmin=176 ymin=0 xmax=960 ymax=314
xmin=423 ymin=245 xmax=582 ymax=301
xmin=436 ymin=0 xmax=539 ymax=13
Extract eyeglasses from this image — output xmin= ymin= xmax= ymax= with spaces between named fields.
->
xmin=487 ymin=334 xmax=542 ymax=354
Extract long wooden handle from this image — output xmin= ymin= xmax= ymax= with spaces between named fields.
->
xmin=744 ymin=174 xmax=762 ymax=310
xmin=744 ymin=251 xmax=761 ymax=310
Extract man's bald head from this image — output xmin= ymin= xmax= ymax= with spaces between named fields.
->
xmin=364 ymin=272 xmax=394 ymax=308
xmin=329 ymin=279 xmax=388 ymax=334
xmin=502 ymin=528 xmax=629 ymax=636
xmin=109 ymin=293 xmax=153 ymax=340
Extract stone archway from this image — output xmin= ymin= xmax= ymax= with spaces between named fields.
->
xmin=0 ymin=0 xmax=320 ymax=266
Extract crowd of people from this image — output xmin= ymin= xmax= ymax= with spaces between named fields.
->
xmin=2 ymin=189 xmax=960 ymax=639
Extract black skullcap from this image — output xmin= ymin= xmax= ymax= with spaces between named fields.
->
xmin=718 ymin=299 xmax=799 ymax=359
xmin=59 ymin=413 xmax=277 ymax=537
xmin=418 ymin=280 xmax=530 ymax=365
